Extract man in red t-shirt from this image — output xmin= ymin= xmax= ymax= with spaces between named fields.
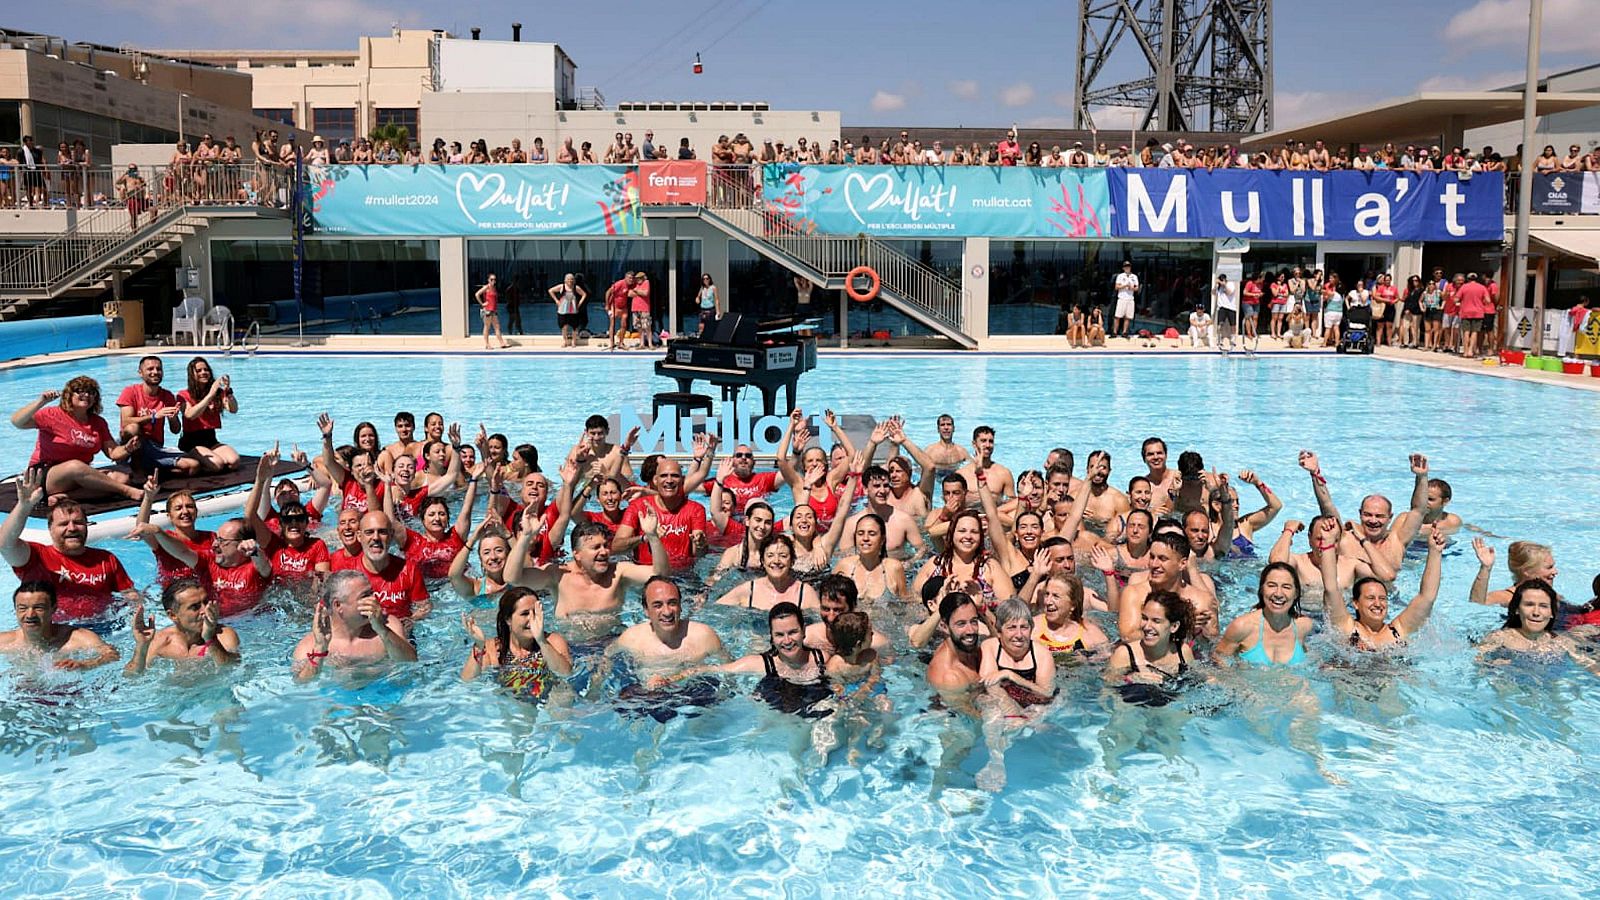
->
xmin=356 ymin=511 xmax=429 ymax=620
xmin=140 ymin=516 xmax=272 ymax=618
xmin=1455 ymin=272 xmax=1493 ymax=360
xmin=116 ymin=356 xmax=199 ymax=478
xmin=631 ymin=273 xmax=657 ymax=349
xmin=703 ymin=444 xmax=780 ymax=513
xmin=494 ymin=471 xmax=567 ymax=565
xmin=606 ymin=272 xmax=636 ymax=350
xmin=1 ymin=471 xmax=137 ymax=622
xmin=328 ymin=507 xmax=365 ymax=572
xmin=613 ymin=456 xmax=707 ymax=571
xmin=997 ymin=130 xmax=1021 ymax=166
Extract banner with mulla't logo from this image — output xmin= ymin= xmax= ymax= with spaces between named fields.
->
xmin=306 ymin=164 xmax=646 ymax=235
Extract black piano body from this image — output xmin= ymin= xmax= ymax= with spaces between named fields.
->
xmin=654 ymin=313 xmax=818 ymax=417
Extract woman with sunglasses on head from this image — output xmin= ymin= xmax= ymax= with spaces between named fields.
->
xmin=175 ymin=357 xmax=240 ymax=473
xmin=12 ymin=377 xmax=143 ymax=502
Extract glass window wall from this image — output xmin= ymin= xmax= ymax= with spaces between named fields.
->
xmin=211 ymin=239 xmax=441 ymax=335
xmin=989 ymin=240 xmax=1214 ymax=335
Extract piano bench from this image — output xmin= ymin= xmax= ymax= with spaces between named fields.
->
xmin=652 ymin=391 xmax=716 ymax=419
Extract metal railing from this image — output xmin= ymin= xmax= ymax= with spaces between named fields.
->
xmin=0 ymin=164 xmax=275 ymax=297
xmin=704 ymin=166 xmax=966 ymax=336
xmin=0 ymin=162 xmax=283 ymax=211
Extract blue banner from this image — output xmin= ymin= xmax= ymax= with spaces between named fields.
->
xmin=1107 ymin=169 xmax=1503 ymax=242
xmin=762 ymin=165 xmax=1112 ymax=238
xmin=1530 ymin=172 xmax=1583 ymax=215
xmin=307 ymin=164 xmax=645 ymax=236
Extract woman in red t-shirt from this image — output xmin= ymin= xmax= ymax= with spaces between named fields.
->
xmin=11 ymin=376 xmax=142 ymax=502
xmin=176 ymin=357 xmax=240 ymax=472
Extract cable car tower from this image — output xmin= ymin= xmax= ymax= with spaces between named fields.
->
xmin=1073 ymin=0 xmax=1272 ymax=133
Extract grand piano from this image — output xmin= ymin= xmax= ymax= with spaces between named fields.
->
xmin=654 ymin=313 xmax=818 ymax=417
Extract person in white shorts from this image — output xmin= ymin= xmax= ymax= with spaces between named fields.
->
xmin=1187 ymin=304 xmax=1214 ymax=348
xmin=1114 ymin=261 xmax=1139 ymax=337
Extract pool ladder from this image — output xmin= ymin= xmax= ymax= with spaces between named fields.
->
xmin=226 ymin=321 xmax=260 ymax=357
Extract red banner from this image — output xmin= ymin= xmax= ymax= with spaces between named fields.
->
xmin=638 ymin=161 xmax=708 ymax=205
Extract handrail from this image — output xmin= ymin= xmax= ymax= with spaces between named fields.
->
xmin=704 ymin=166 xmax=966 ymax=334
xmin=0 ymin=163 xmax=277 ymax=212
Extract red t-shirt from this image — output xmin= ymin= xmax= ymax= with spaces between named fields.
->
xmin=1374 ymin=284 xmax=1399 ymax=307
xmin=630 ymin=278 xmax=652 ymax=314
xmin=339 ymin=478 xmax=383 ymax=513
xmin=998 ymin=141 xmax=1020 ymax=166
xmin=195 ymin=546 xmax=272 ymax=617
xmin=266 ymin=534 xmax=331 ymax=579
xmin=116 ymin=384 xmax=177 ymax=444
xmin=584 ymin=510 xmax=623 ymax=538
xmin=705 ymin=471 xmax=780 ymax=511
xmin=622 ymin=495 xmax=707 ymax=570
xmin=503 ymin=502 xmax=562 ymax=564
xmin=1456 ymin=282 xmax=1490 ymax=319
xmin=1442 ymin=285 xmax=1460 ymax=315
xmin=362 ymin=554 xmax=427 ymax=619
xmin=329 ymin=546 xmax=364 ymax=572
xmin=607 ymin=280 xmax=631 ymax=313
xmin=265 ymin=501 xmax=324 ymax=536
xmin=12 ymin=541 xmax=133 ymax=621
xmin=1242 ymin=281 xmax=1264 ymax=305
xmin=175 ymin=388 xmax=224 ymax=432
xmin=153 ymin=529 xmax=215 ymax=583
xmin=29 ymin=406 xmax=113 ymax=467
xmin=405 ymin=528 xmax=465 ymax=580
xmin=1269 ymin=282 xmax=1289 ymax=306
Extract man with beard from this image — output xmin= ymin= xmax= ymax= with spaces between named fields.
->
xmin=355 ymin=510 xmax=429 ymax=621
xmin=926 ymin=592 xmax=985 ymax=716
xmin=958 ymin=426 xmax=1015 ymax=500
xmin=1 ymin=469 xmax=136 ymax=622
xmin=1080 ymin=450 xmax=1130 ymax=536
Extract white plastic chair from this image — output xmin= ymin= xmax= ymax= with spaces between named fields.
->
xmin=202 ymin=305 xmax=233 ymax=349
xmin=171 ymin=295 xmax=204 ymax=345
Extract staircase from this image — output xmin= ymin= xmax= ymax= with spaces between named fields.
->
xmin=0 ymin=206 xmax=199 ymax=320
xmin=691 ymin=167 xmax=974 ymax=347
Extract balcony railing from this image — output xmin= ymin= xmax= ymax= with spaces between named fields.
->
xmin=0 ymin=163 xmax=291 ymax=212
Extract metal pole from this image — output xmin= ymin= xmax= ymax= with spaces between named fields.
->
xmin=178 ymin=94 xmax=186 ymax=145
xmin=1511 ymin=0 xmax=1542 ymax=350
xmin=668 ymin=218 xmax=679 ymax=338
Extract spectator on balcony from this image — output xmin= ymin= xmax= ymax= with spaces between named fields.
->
xmin=0 ymin=148 xmax=15 ymax=208
xmin=1585 ymin=146 xmax=1600 ymax=172
xmin=506 ymin=138 xmax=526 ymax=164
xmin=306 ymin=136 xmax=330 ymax=165
xmin=402 ymin=144 xmax=421 ymax=165
xmin=640 ymin=131 xmax=657 ymax=161
xmin=678 ymin=138 xmax=696 ymax=161
xmin=530 ymin=137 xmax=548 ymax=163
xmin=557 ymin=138 xmax=577 ymax=163
xmin=331 ymin=140 xmax=351 ymax=164
xmin=1068 ymin=142 xmax=1091 ymax=168
xmin=998 ymin=130 xmax=1021 ymax=166
xmin=1559 ymin=144 xmax=1584 ymax=172
xmin=580 ymin=142 xmax=598 ymax=164
xmin=18 ymin=136 xmax=49 ymax=208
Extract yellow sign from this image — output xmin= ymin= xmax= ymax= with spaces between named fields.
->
xmin=1576 ymin=310 xmax=1600 ymax=358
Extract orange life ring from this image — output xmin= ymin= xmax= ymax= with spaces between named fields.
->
xmin=845 ymin=266 xmax=880 ymax=303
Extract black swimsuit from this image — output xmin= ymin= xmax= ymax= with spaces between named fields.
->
xmin=1114 ymin=640 xmax=1189 ymax=707
xmin=755 ymin=647 xmax=832 ymax=717
xmin=994 ymin=642 xmax=1048 ymax=706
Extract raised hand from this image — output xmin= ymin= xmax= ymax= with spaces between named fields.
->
xmin=1281 ymin=519 xmax=1304 ymax=534
xmin=692 ymin=432 xmax=712 ymax=457
xmin=198 ymin=600 xmax=219 ymax=643
xmin=238 ymin=539 xmax=260 ymax=559
xmin=448 ymin=422 xmax=462 ymax=446
xmin=559 ymin=459 xmax=578 ymax=486
xmin=317 ymin=413 xmax=334 ymax=438
xmin=521 ymin=504 xmax=546 ymax=539
xmin=475 ymin=423 xmax=489 ymax=450
xmin=1428 ymin=528 xmax=1447 ymax=554
xmin=1472 ymin=537 xmax=1495 ymax=568
xmin=1409 ymin=453 xmax=1429 ymax=476
xmin=1238 ymin=468 xmax=1259 ymax=486
xmin=1030 ymin=547 xmax=1051 ymax=576
xmin=1298 ymin=450 xmax=1319 ymax=473
xmin=131 ymin=604 xmax=156 ymax=648
xmin=638 ymin=505 xmax=660 ymax=536
xmin=870 ymin=420 xmax=891 ymax=444
xmin=824 ymin=409 xmax=838 ymax=429
xmin=461 ymin=610 xmax=487 ymax=647
xmin=312 ymin=601 xmax=333 ymax=653
xmin=289 ymin=443 xmax=309 ymax=466
xmin=622 ymin=425 xmax=640 ymax=452
xmin=792 ymin=425 xmax=813 ymax=453
xmin=15 ymin=468 xmax=44 ymax=507
xmin=1089 ymin=543 xmax=1116 ymax=574
xmin=38 ymin=389 xmax=60 ymax=404
xmin=258 ymin=442 xmax=281 ymax=473
xmin=358 ymin=593 xmax=387 ymax=634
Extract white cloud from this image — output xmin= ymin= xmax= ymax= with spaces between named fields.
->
xmin=869 ymin=90 xmax=907 ymax=113
xmin=112 ymin=0 xmax=407 ymax=42
xmin=1273 ymin=90 xmax=1372 ymax=129
xmin=998 ymin=82 xmax=1036 ymax=108
xmin=1020 ymin=116 xmax=1073 ymax=129
xmin=948 ymin=80 xmax=980 ymax=101
xmin=1443 ymin=0 xmax=1592 ymax=53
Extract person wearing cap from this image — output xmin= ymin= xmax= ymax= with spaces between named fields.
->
xmin=1157 ymin=143 xmax=1176 ymax=169
xmin=1114 ymin=261 xmax=1140 ymax=338
xmin=1067 ymin=141 xmax=1089 ymax=168
xmin=306 ymin=136 xmax=330 ymax=165
xmin=114 ymin=164 xmax=151 ymax=230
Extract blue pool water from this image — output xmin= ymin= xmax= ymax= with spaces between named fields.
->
xmin=1 ymin=351 xmax=1598 ymax=895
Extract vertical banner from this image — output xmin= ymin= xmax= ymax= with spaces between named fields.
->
xmin=638 ymin=161 xmax=708 ymax=204
xmin=1581 ymin=172 xmax=1600 ymax=215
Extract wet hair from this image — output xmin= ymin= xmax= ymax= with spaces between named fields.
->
xmin=1127 ymin=475 xmax=1151 ymax=494
xmin=1150 ymin=530 xmax=1191 ymax=560
xmin=640 ymin=574 xmax=680 ymax=605
xmin=570 ymin=520 xmax=610 ymax=550
xmin=47 ymin=498 xmax=85 ymax=525
xmin=1177 ymin=450 xmax=1205 ymax=481
xmin=972 ymin=425 xmax=995 ymax=441
xmin=487 ymin=433 xmax=510 ymax=456
xmin=1428 ymin=478 xmax=1453 ymax=503
xmin=993 ymin=597 xmax=1032 ymax=629
xmin=1042 ymin=573 xmax=1085 ymax=622
xmin=760 ymin=532 xmax=796 ymax=561
xmin=495 ymin=586 xmax=541 ymax=665
xmin=1141 ymin=436 xmax=1167 ymax=455
xmin=828 ymin=610 xmax=871 ymax=656
xmin=1046 ymin=461 xmax=1073 ymax=482
xmin=818 ymin=574 xmax=859 ymax=609
xmin=1349 ymin=576 xmax=1388 ymax=612
xmin=1507 ymin=541 xmax=1552 ymax=579
xmin=1504 ymin=578 xmax=1557 ymax=631
xmin=393 ymin=411 xmax=415 ymax=427
xmin=639 ymin=454 xmax=663 ymax=483
xmin=862 ymin=465 xmax=890 ymax=485
xmin=853 ymin=512 xmax=886 ymax=543
xmin=1255 ymin=561 xmax=1303 ymax=614
xmin=768 ymin=600 xmax=805 ymax=634
xmin=584 ymin=414 xmax=608 ymax=432
xmin=420 ymin=440 xmax=446 ymax=463
xmin=743 ymin=500 xmax=775 ymax=524
xmin=1145 ymin=590 xmax=1194 ymax=645
xmin=417 ymin=495 xmax=450 ymax=521
xmin=513 ymin=444 xmax=540 ymax=473
xmin=1126 ymin=508 xmax=1155 ymax=533
xmin=278 ymin=500 xmax=309 ymax=521
xmin=161 ymin=576 xmax=205 ymax=611
xmin=60 ymin=375 xmax=104 ymax=415
xmin=13 ymin=579 xmax=57 ymax=607
xmin=885 ymin=456 xmax=914 ymax=480
xmin=939 ymin=590 xmax=979 ymax=624
xmin=941 ymin=472 xmax=967 ymax=489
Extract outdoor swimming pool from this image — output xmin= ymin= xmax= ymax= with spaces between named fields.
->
xmin=0 ymin=351 xmax=1597 ymax=895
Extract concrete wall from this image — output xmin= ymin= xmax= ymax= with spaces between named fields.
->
xmin=418 ymin=94 xmax=840 ymax=157
xmin=437 ymin=40 xmax=558 ymax=94
xmin=1467 ymin=66 xmax=1600 ymax=157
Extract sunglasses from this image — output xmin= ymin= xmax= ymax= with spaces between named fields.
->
xmin=732 ymin=452 xmax=754 ymax=459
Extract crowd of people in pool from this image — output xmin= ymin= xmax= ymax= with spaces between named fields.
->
xmin=4 ymin=355 xmax=1599 ymax=776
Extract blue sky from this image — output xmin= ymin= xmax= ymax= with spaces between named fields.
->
xmin=18 ymin=0 xmax=1595 ymax=127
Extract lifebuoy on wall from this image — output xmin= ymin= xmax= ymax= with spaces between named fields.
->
xmin=845 ymin=266 xmax=880 ymax=303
